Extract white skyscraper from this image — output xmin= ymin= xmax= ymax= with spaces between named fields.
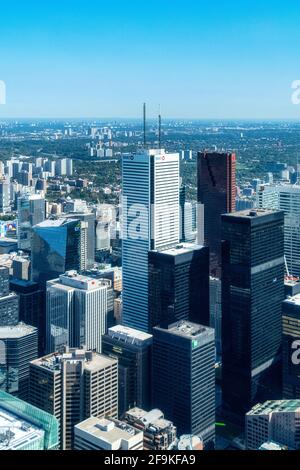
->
xmin=257 ymin=184 xmax=300 ymax=277
xmin=0 ymin=178 xmax=11 ymax=214
xmin=122 ymin=149 xmax=180 ymax=332
xmin=46 ymin=271 xmax=110 ymax=353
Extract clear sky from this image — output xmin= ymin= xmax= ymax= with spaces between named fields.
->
xmin=1 ymin=0 xmax=300 ymax=119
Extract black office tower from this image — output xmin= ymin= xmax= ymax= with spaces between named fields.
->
xmin=197 ymin=152 xmax=236 ymax=277
xmin=9 ymin=278 xmax=44 ymax=354
xmin=62 ymin=212 xmax=96 ymax=269
xmin=102 ymin=325 xmax=152 ymax=417
xmin=0 ymin=323 xmax=38 ymax=400
xmin=222 ymin=209 xmax=285 ymax=416
xmin=148 ymin=243 xmax=210 ymax=329
xmin=152 ymin=321 xmax=215 ymax=448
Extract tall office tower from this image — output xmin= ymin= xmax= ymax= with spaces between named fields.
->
xmin=0 ymin=391 xmax=59 ymax=450
xmin=46 ymin=271 xmax=110 ymax=354
xmin=0 ymin=178 xmax=11 ymax=214
xmin=197 ymin=152 xmax=236 ymax=277
xmin=179 ymin=184 xmax=187 ymax=242
xmin=122 ymin=149 xmax=180 ymax=332
xmin=31 ymin=218 xmax=82 ymax=285
xmin=66 ymin=158 xmax=73 ymax=177
xmin=79 ymin=221 xmax=89 ymax=271
xmin=222 ymin=209 xmax=285 ymax=416
xmin=0 ymin=323 xmax=38 ymax=400
xmin=209 ymin=277 xmax=222 ymax=359
xmin=285 ymin=278 xmax=300 ymax=297
xmin=55 ymin=158 xmax=67 ymax=176
xmin=62 ymin=212 xmax=95 ymax=269
xmin=0 ymin=291 xmax=19 ymax=327
xmin=114 ymin=297 xmax=122 ymax=324
xmin=124 ymin=408 xmax=177 ymax=450
xmin=17 ymin=193 xmax=45 ymax=251
xmin=246 ymin=400 xmax=300 ymax=450
xmin=12 ymin=161 xmax=21 ymax=179
xmin=9 ymin=278 xmax=44 ymax=353
xmin=0 ymin=265 xmax=9 ymax=296
xmin=257 ymin=185 xmax=300 ymax=277
xmin=282 ymin=294 xmax=300 ymax=398
xmin=152 ymin=321 xmax=215 ymax=447
xmin=102 ymin=325 xmax=153 ymax=417
xmin=17 ymin=170 xmax=31 ymax=187
xmin=12 ymin=256 xmax=31 ymax=281
xmin=148 ymin=243 xmax=209 ymax=329
xmin=21 ymin=162 xmax=33 ymax=174
xmin=179 ymin=185 xmax=197 ymax=243
xmin=181 ymin=150 xmax=193 ymax=161
xmin=43 ymin=159 xmax=56 ymax=177
xmin=74 ymin=417 xmax=144 ymax=451
xmin=29 ymin=348 xmax=118 ymax=450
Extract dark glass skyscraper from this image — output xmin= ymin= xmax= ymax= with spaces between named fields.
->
xmin=102 ymin=325 xmax=153 ymax=417
xmin=197 ymin=152 xmax=236 ymax=277
xmin=148 ymin=243 xmax=210 ymax=329
xmin=62 ymin=212 xmax=95 ymax=269
xmin=222 ymin=209 xmax=285 ymax=415
xmin=152 ymin=321 xmax=215 ymax=448
xmin=31 ymin=219 xmax=81 ymax=285
xmin=0 ymin=323 xmax=38 ymax=400
xmin=9 ymin=278 xmax=44 ymax=354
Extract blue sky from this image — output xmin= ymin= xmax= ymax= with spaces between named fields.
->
xmin=1 ymin=0 xmax=300 ymax=118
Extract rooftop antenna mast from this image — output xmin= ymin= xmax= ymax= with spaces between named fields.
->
xmin=143 ymin=102 xmax=147 ymax=149
xmin=158 ymin=105 xmax=162 ymax=149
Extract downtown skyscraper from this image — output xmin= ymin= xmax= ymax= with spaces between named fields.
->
xmin=152 ymin=321 xmax=215 ymax=447
xmin=222 ymin=209 xmax=285 ymax=415
xmin=46 ymin=271 xmax=110 ymax=354
xmin=148 ymin=243 xmax=210 ymax=328
xmin=257 ymin=184 xmax=300 ymax=277
xmin=29 ymin=347 xmax=118 ymax=450
xmin=17 ymin=193 xmax=45 ymax=252
xmin=197 ymin=152 xmax=236 ymax=277
xmin=122 ymin=149 xmax=180 ymax=332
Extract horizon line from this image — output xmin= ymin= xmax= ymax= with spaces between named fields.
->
xmin=1 ymin=116 xmax=300 ymax=122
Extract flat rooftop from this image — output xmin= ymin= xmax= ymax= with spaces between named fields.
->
xmin=259 ymin=441 xmax=287 ymax=451
xmin=47 ymin=271 xmax=111 ymax=291
xmin=284 ymin=293 xmax=300 ymax=306
xmin=34 ymin=218 xmax=78 ymax=228
xmin=31 ymin=349 xmax=117 ymax=372
xmin=126 ymin=408 xmax=173 ymax=430
xmin=0 ymin=323 xmax=37 ymax=339
xmin=224 ymin=208 xmax=280 ymax=219
xmin=247 ymin=400 xmax=300 ymax=416
xmin=0 ymin=238 xmax=18 ymax=245
xmin=75 ymin=417 xmax=141 ymax=445
xmin=162 ymin=320 xmax=213 ymax=339
xmin=108 ymin=325 xmax=152 ymax=343
xmin=0 ymin=408 xmax=44 ymax=450
xmin=156 ymin=243 xmax=203 ymax=257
